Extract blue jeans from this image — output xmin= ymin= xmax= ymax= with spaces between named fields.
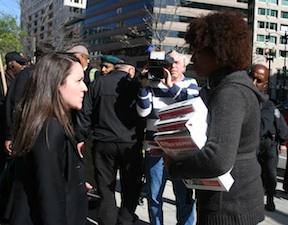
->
xmin=145 ymin=153 xmax=195 ymax=225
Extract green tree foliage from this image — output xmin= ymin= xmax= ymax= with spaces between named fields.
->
xmin=0 ymin=12 xmax=25 ymax=54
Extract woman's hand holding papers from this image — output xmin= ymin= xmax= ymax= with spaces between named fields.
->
xmin=147 ymin=141 xmax=164 ymax=157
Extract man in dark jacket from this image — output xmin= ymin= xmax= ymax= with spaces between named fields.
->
xmin=250 ymin=64 xmax=288 ymax=211
xmin=5 ymin=43 xmax=55 ymax=154
xmin=100 ymin=55 xmax=121 ymax=76
xmin=75 ymin=59 xmax=143 ymax=225
xmin=0 ymin=52 xmax=31 ymax=221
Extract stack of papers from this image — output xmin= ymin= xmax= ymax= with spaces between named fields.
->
xmin=183 ymin=169 xmax=234 ymax=192
xmin=154 ymin=97 xmax=208 ymax=159
xmin=154 ymin=97 xmax=234 ymax=192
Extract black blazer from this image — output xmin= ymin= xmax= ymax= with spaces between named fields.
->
xmin=9 ymin=118 xmax=87 ymax=225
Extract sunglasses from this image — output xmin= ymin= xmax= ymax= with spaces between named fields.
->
xmin=248 ymin=74 xmax=264 ymax=84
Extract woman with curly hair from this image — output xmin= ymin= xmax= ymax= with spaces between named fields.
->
xmin=163 ymin=10 xmax=265 ymax=225
xmin=8 ymin=53 xmax=88 ymax=225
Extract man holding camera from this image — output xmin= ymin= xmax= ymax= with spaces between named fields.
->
xmin=137 ymin=51 xmax=199 ymax=225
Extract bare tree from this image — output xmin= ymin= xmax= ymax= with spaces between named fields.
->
xmin=119 ymin=0 xmax=192 ymax=53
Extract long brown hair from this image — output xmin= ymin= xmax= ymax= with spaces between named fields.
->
xmin=12 ymin=53 xmax=80 ymax=155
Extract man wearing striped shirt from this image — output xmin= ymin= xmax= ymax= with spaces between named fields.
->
xmin=137 ymin=51 xmax=199 ymax=225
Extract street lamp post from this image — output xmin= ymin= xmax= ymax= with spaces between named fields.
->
xmin=282 ymin=31 xmax=288 ymax=105
xmin=265 ymin=47 xmax=276 ymax=97
xmin=266 ymin=31 xmax=288 ymax=104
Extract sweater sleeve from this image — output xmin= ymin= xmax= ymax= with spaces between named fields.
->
xmin=168 ymin=84 xmax=252 ymax=179
xmin=136 ymin=87 xmax=152 ymax=117
xmin=168 ymin=77 xmax=199 ymax=101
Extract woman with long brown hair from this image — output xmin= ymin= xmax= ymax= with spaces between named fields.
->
xmin=9 ymin=53 xmax=88 ymax=225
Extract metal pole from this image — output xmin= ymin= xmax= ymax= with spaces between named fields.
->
xmin=0 ymin=54 xmax=7 ymax=96
xmin=268 ymin=58 xmax=271 ymax=97
xmin=284 ymin=31 xmax=287 ymax=105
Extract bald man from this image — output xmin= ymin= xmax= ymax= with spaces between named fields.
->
xmin=250 ymin=64 xmax=288 ymax=211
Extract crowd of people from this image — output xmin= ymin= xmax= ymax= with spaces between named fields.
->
xmin=0 ymin=9 xmax=288 ymax=225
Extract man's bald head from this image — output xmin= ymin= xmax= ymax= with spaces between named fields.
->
xmin=250 ymin=64 xmax=269 ymax=91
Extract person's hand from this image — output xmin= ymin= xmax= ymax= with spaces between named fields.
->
xmin=279 ymin=145 xmax=287 ymax=154
xmin=4 ymin=140 xmax=12 ymax=156
xmin=139 ymin=68 xmax=149 ymax=88
xmin=147 ymin=141 xmax=164 ymax=157
xmin=85 ymin=182 xmax=93 ymax=190
xmin=77 ymin=141 xmax=85 ymax=158
xmin=140 ymin=77 xmax=149 ymax=88
xmin=149 ymin=148 xmax=164 ymax=157
xmin=160 ymin=68 xmax=173 ymax=88
xmin=163 ymin=152 xmax=173 ymax=171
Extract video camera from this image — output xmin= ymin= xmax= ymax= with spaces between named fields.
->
xmin=140 ymin=50 xmax=174 ymax=79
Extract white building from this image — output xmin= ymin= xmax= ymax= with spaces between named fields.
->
xmin=249 ymin=0 xmax=288 ymax=102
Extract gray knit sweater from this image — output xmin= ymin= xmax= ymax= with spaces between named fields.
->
xmin=168 ymin=69 xmax=265 ymax=225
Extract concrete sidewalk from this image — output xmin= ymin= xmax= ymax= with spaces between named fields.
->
xmin=87 ymin=154 xmax=288 ymax=225
xmin=131 ymin=153 xmax=288 ymax=225
xmin=131 ymin=177 xmax=288 ymax=225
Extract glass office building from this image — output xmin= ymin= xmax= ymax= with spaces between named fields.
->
xmin=84 ymin=0 xmax=248 ymax=61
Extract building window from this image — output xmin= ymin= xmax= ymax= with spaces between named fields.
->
xmin=258 ymin=21 xmax=265 ymax=28
xmin=256 ymin=47 xmax=264 ymax=55
xmin=281 ymin=24 xmax=288 ymax=31
xmin=257 ymin=34 xmax=265 ymax=42
xmin=258 ymin=8 xmax=266 ymax=15
xmin=282 ymin=11 xmax=288 ymax=18
xmin=280 ymin=50 xmax=288 ymax=57
xmin=257 ymin=34 xmax=277 ymax=43
xmin=259 ymin=0 xmax=277 ymax=3
xmin=268 ymin=22 xmax=277 ymax=30
xmin=257 ymin=21 xmax=277 ymax=30
xmin=268 ymin=35 xmax=277 ymax=44
xmin=258 ymin=8 xmax=278 ymax=17
xmin=280 ymin=35 xmax=288 ymax=44
xmin=282 ymin=0 xmax=288 ymax=6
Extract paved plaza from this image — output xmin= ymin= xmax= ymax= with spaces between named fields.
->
xmin=85 ymin=153 xmax=288 ymax=225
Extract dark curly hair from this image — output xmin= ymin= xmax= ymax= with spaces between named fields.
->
xmin=185 ymin=10 xmax=252 ymax=71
